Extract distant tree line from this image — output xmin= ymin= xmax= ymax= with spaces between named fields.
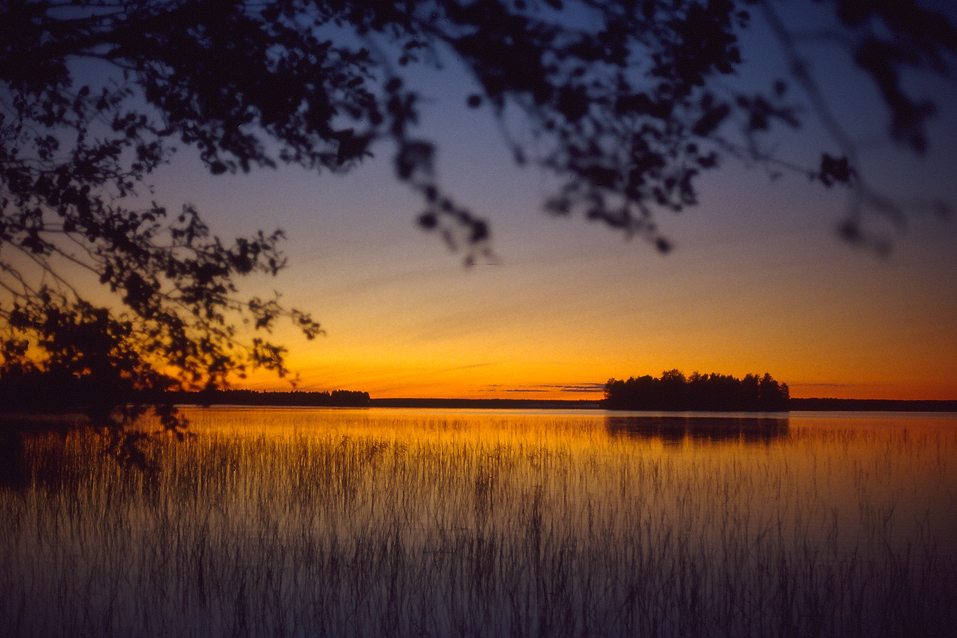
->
xmin=156 ymin=388 xmax=371 ymax=408
xmin=789 ymin=398 xmax=957 ymax=412
xmin=604 ymin=370 xmax=789 ymax=412
xmin=0 ymin=363 xmax=131 ymax=418
xmin=0 ymin=364 xmax=369 ymax=414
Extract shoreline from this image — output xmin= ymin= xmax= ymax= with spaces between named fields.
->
xmin=3 ymin=397 xmax=956 ymax=418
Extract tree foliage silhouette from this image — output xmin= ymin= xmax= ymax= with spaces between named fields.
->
xmin=1 ymin=0 xmax=954 ymax=432
xmin=604 ymin=370 xmax=790 ymax=411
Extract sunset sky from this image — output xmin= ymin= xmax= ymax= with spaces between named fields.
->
xmin=143 ymin=3 xmax=957 ymax=401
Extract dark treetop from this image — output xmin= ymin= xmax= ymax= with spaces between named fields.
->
xmin=604 ymin=370 xmax=790 ymax=411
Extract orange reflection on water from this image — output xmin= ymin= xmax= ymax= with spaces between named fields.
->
xmin=3 ymin=408 xmax=955 ymax=637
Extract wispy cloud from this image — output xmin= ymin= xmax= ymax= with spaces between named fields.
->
xmin=482 ymin=383 xmax=606 ymax=395
xmin=792 ymin=382 xmax=856 ymax=388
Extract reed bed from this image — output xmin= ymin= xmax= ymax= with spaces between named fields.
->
xmin=1 ymin=408 xmax=955 ymax=637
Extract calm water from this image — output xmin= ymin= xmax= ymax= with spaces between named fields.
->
xmin=1 ymin=408 xmax=955 ymax=637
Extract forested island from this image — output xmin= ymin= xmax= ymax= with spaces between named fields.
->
xmin=603 ymin=370 xmax=790 ymax=412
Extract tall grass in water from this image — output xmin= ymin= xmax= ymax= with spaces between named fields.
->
xmin=1 ymin=409 xmax=955 ymax=637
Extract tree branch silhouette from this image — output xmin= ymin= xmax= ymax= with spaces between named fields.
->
xmin=1 ymin=0 xmax=954 ymax=443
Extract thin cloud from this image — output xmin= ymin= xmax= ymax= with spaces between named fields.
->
xmin=483 ymin=383 xmax=606 ymax=394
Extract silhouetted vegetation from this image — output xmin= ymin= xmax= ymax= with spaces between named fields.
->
xmin=156 ymin=388 xmax=371 ymax=408
xmin=603 ymin=369 xmax=790 ymax=412
xmin=0 ymin=364 xmax=369 ymax=414
xmin=4 ymin=410 xmax=955 ymax=635
xmin=0 ymin=359 xmax=135 ymax=417
xmin=789 ymin=397 xmax=957 ymax=412
xmin=2 ymin=1 xmax=954 ymax=437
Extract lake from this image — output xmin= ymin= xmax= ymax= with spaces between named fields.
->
xmin=1 ymin=408 xmax=955 ymax=637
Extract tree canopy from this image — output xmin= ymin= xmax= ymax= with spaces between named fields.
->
xmin=604 ymin=370 xmax=790 ymax=411
xmin=1 ymin=0 xmax=955 ymax=432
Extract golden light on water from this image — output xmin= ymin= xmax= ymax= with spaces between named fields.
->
xmin=3 ymin=408 xmax=955 ymax=637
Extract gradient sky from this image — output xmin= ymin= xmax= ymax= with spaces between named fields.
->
xmin=142 ymin=3 xmax=957 ymax=401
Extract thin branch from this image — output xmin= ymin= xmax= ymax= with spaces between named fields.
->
xmin=759 ymin=1 xmax=858 ymax=161
xmin=9 ymin=243 xmax=85 ymax=300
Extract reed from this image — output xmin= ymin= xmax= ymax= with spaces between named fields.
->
xmin=1 ymin=409 xmax=955 ymax=637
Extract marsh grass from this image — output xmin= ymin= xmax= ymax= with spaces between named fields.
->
xmin=1 ymin=409 xmax=955 ymax=637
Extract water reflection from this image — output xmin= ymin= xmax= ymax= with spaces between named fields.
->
xmin=3 ymin=408 xmax=955 ymax=637
xmin=0 ymin=418 xmax=80 ymax=492
xmin=0 ymin=428 xmax=28 ymax=490
xmin=605 ymin=414 xmax=789 ymax=444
